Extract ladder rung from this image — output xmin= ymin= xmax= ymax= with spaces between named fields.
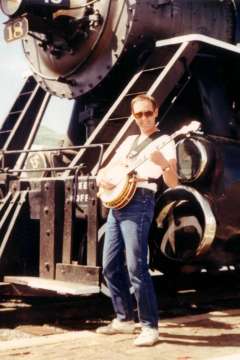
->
xmin=20 ymin=90 xmax=34 ymax=96
xmin=142 ymin=65 xmax=165 ymax=73
xmin=125 ymin=91 xmax=147 ymax=98
xmin=108 ymin=116 xmax=129 ymax=122
xmin=8 ymin=110 xmax=23 ymax=115
xmin=0 ymin=130 xmax=11 ymax=134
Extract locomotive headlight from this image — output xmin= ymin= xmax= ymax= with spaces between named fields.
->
xmin=0 ymin=0 xmax=23 ymax=16
xmin=176 ymin=138 xmax=209 ymax=182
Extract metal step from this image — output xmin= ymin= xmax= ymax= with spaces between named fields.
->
xmin=4 ymin=276 xmax=100 ymax=296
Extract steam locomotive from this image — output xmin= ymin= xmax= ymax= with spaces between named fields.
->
xmin=1 ymin=0 xmax=240 ymax=295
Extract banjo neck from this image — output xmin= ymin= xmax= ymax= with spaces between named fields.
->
xmin=98 ymin=121 xmax=201 ymax=209
xmin=127 ymin=130 xmax=180 ymax=175
xmin=126 ymin=120 xmax=201 ymax=174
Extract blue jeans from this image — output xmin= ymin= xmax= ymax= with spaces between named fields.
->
xmin=102 ymin=188 xmax=158 ymax=328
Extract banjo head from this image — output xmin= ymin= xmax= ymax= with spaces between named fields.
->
xmin=100 ymin=176 xmax=131 ymax=205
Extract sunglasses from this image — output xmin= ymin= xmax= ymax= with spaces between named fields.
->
xmin=133 ymin=110 xmax=154 ymax=119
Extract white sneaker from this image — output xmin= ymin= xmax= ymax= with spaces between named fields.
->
xmin=96 ymin=318 xmax=135 ymax=335
xmin=134 ymin=327 xmax=159 ymax=346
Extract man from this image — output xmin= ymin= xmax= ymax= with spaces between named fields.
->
xmin=96 ymin=94 xmax=178 ymax=346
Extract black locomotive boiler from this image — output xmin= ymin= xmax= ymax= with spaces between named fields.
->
xmin=0 ymin=0 xmax=240 ymax=295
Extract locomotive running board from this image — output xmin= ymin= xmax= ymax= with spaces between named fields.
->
xmin=0 ymin=76 xmax=51 ymax=170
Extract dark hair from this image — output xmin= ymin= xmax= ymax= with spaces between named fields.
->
xmin=131 ymin=94 xmax=157 ymax=113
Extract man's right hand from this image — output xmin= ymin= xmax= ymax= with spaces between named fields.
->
xmin=99 ymin=179 xmax=115 ymax=190
xmin=96 ymin=168 xmax=115 ymax=190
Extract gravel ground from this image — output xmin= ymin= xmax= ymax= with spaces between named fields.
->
xmin=1 ymin=309 xmax=240 ymax=360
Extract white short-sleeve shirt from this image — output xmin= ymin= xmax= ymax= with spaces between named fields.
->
xmin=111 ymin=133 xmax=176 ymax=192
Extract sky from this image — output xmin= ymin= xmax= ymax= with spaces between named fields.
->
xmin=0 ymin=13 xmax=74 ymax=136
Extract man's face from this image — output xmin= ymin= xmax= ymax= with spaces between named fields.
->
xmin=132 ymin=99 xmax=158 ymax=134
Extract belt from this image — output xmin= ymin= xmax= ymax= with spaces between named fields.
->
xmin=135 ymin=187 xmax=155 ymax=196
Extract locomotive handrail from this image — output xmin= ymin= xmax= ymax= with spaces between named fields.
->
xmin=156 ymin=34 xmax=240 ymax=54
xmin=0 ymin=143 xmax=106 ymax=175
xmin=7 ymin=166 xmax=84 ymax=173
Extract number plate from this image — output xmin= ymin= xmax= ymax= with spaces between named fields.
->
xmin=4 ymin=17 xmax=29 ymax=43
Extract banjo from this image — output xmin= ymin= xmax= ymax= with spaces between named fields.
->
xmin=98 ymin=121 xmax=200 ymax=209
